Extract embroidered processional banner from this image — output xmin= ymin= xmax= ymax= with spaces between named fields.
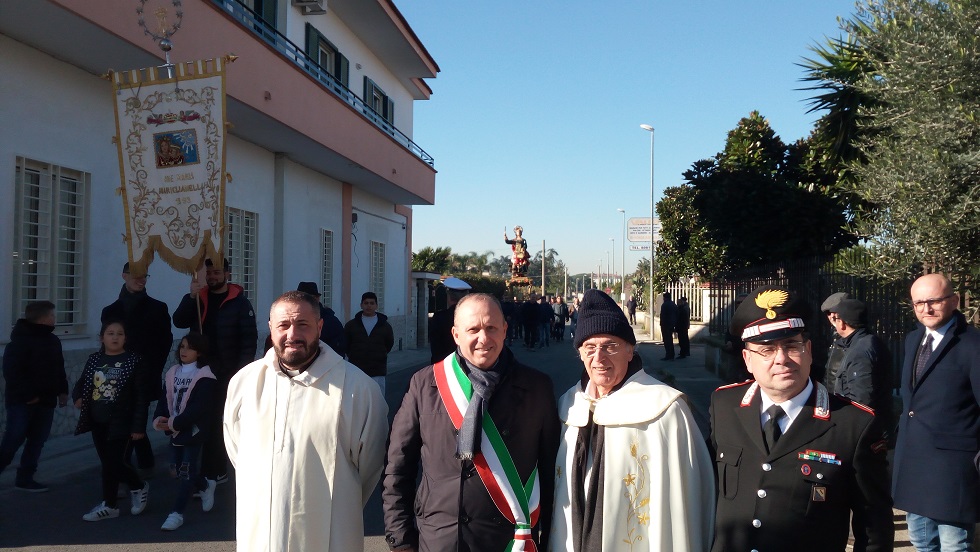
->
xmin=111 ymin=57 xmax=228 ymax=275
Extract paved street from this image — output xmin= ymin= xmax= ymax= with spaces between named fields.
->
xmin=0 ymin=325 xmax=913 ymax=550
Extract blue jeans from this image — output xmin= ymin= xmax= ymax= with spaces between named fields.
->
xmin=171 ymin=443 xmax=207 ymax=514
xmin=907 ymin=512 xmax=975 ymax=552
xmin=0 ymin=403 xmax=54 ymax=482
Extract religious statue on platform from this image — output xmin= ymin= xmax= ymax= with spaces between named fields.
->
xmin=504 ymin=226 xmax=530 ymax=278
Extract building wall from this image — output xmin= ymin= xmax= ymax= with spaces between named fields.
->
xmin=0 ymin=32 xmax=419 ymax=435
xmin=284 ymin=10 xmax=416 ymax=135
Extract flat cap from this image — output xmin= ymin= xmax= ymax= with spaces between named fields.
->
xmin=820 ymin=292 xmax=850 ymax=313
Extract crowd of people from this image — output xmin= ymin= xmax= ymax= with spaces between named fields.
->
xmin=3 ymin=267 xmax=979 ymax=552
xmin=0 ymin=259 xmax=397 ymax=533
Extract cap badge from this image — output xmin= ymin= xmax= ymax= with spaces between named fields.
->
xmin=755 ymin=289 xmax=789 ymax=320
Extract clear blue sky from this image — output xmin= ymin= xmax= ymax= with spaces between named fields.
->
xmin=399 ymin=0 xmax=858 ymax=275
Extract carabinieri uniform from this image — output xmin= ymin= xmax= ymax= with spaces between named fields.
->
xmin=709 ymin=379 xmax=894 ymax=552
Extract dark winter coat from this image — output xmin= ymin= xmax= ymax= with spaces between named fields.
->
xmin=521 ymin=300 xmax=539 ymax=326
xmin=172 ymin=284 xmax=257 ymax=382
xmin=892 ymin=311 xmax=980 ymax=524
xmin=320 ymin=305 xmax=347 ymax=357
xmin=831 ymin=328 xmax=892 ymax=425
xmin=429 ymin=305 xmax=457 ymax=365
xmin=101 ymin=285 xmax=173 ymax=393
xmin=153 ymin=364 xmax=218 ymax=446
xmin=383 ymin=348 xmax=561 ymax=552
xmin=659 ymin=298 xmax=677 ymax=329
xmin=675 ymin=301 xmax=691 ymax=332
xmin=344 ymin=312 xmax=394 ymax=377
xmin=2 ymin=319 xmax=68 ymax=407
xmin=73 ymin=351 xmax=149 ymax=440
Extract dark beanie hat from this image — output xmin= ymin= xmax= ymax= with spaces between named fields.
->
xmin=573 ymin=289 xmax=637 ymax=348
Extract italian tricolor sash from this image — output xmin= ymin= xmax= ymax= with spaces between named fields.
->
xmin=434 ymin=353 xmax=540 ymax=552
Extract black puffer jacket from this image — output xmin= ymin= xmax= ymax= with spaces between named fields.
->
xmin=2 ymin=319 xmax=68 ymax=407
xmin=172 ymin=284 xmax=257 ymax=382
xmin=344 ymin=312 xmax=394 ymax=377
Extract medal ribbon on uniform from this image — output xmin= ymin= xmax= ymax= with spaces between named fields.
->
xmin=434 ymin=354 xmax=540 ymax=552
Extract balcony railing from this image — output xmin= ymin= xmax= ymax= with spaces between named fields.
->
xmin=212 ymin=0 xmax=435 ymax=167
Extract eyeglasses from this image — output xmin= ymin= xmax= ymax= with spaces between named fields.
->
xmin=745 ymin=341 xmax=807 ymax=360
xmin=912 ymin=294 xmax=953 ymax=311
xmin=580 ymin=343 xmax=624 ymax=358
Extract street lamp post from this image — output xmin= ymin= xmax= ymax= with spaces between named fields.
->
xmin=609 ymin=238 xmax=615 ymax=298
xmin=617 ymin=208 xmax=626 ymax=307
xmin=641 ymin=124 xmax=655 ymax=333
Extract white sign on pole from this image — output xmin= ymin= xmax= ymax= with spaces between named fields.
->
xmin=627 ymin=217 xmax=661 ymax=243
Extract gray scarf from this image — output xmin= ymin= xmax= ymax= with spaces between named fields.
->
xmin=456 ymin=353 xmax=508 ymax=460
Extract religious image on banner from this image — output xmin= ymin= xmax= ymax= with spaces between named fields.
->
xmin=111 ymin=57 xmax=229 ymax=275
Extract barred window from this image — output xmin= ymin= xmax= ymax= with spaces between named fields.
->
xmin=320 ymin=229 xmax=334 ymax=309
xmin=370 ymin=240 xmax=385 ymax=311
xmin=13 ymin=157 xmax=89 ymax=333
xmin=225 ymin=207 xmax=258 ymax=302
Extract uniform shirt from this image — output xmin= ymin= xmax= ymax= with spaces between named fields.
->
xmin=759 ymin=379 xmax=812 ymax=435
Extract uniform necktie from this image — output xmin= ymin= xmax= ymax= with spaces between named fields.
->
xmin=914 ymin=333 xmax=934 ymax=385
xmin=764 ymin=405 xmax=786 ymax=453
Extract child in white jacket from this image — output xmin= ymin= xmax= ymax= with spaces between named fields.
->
xmin=152 ymin=333 xmax=218 ymax=531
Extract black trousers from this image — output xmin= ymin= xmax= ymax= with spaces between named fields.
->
xmin=91 ymin=422 xmax=143 ymax=508
xmin=677 ymin=327 xmax=690 ymax=357
xmin=661 ymin=325 xmax=675 ymax=359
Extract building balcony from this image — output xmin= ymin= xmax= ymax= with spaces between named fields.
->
xmin=2 ymin=0 xmax=436 ymax=205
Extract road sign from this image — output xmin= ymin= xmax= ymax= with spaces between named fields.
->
xmin=627 ymin=217 xmax=660 ymax=243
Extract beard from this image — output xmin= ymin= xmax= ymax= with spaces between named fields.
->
xmin=207 ymin=277 xmax=227 ymax=292
xmin=275 ymin=339 xmax=318 ymax=370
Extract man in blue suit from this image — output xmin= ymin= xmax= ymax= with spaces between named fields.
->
xmin=892 ymin=273 xmax=980 ymax=552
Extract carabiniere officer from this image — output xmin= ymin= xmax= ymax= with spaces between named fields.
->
xmin=708 ymin=286 xmax=894 ymax=552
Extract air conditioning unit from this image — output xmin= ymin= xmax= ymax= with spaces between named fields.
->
xmin=292 ymin=0 xmax=326 ymax=15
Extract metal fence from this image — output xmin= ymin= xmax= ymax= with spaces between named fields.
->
xmin=700 ymin=255 xmax=919 ymax=391
xmin=663 ymin=281 xmax=706 ymax=322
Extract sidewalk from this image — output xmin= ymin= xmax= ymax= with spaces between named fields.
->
xmin=0 ymin=346 xmax=433 ymax=497
xmin=631 ymin=323 xmax=913 ymax=551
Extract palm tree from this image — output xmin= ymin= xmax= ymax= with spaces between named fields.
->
xmin=411 ymin=246 xmax=453 ymax=273
xmin=798 ymin=22 xmax=877 ymax=175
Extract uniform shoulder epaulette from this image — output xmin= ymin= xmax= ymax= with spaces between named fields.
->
xmin=715 ymin=379 xmax=753 ymax=392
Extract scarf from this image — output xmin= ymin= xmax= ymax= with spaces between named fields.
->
xmin=456 ymin=352 xmax=509 ymax=460
xmin=570 ymin=354 xmax=643 ymax=552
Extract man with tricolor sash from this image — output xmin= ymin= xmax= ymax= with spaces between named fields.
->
xmin=383 ymin=294 xmax=561 ymax=551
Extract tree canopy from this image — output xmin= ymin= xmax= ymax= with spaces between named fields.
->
xmin=844 ymin=0 xmax=980 ymax=280
xmin=654 ymin=111 xmax=854 ymax=287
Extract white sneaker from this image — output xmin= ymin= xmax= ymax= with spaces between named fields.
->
xmin=161 ymin=512 xmax=184 ymax=531
xmin=130 ymin=482 xmax=149 ymax=515
xmin=82 ymin=501 xmax=120 ymax=522
xmin=200 ymin=479 xmax=217 ymax=512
